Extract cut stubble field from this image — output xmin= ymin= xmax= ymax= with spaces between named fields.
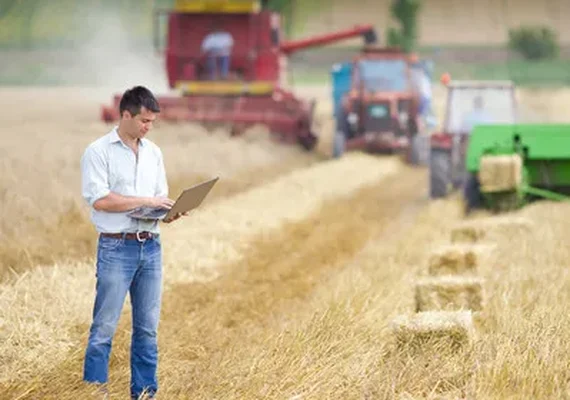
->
xmin=3 ymin=86 xmax=570 ymax=399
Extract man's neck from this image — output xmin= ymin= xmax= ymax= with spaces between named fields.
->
xmin=117 ymin=126 xmax=139 ymax=151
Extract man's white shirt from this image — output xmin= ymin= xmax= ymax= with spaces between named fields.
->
xmin=81 ymin=127 xmax=168 ymax=234
xmin=201 ymin=31 xmax=234 ymax=56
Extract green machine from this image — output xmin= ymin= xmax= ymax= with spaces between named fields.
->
xmin=463 ymin=123 xmax=570 ymax=213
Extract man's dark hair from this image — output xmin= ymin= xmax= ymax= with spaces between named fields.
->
xmin=119 ymin=85 xmax=160 ymax=117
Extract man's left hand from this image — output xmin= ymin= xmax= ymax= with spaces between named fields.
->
xmin=163 ymin=211 xmax=190 ymax=224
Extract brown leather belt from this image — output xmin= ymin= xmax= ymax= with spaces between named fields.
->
xmin=100 ymin=231 xmax=157 ymax=241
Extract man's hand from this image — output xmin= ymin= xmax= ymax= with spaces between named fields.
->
xmin=146 ymin=197 xmax=175 ymax=210
xmin=163 ymin=211 xmax=190 ymax=224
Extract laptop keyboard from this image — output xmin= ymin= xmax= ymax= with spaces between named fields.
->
xmin=132 ymin=207 xmax=167 ymax=218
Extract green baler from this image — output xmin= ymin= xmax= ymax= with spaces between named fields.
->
xmin=464 ymin=123 xmax=570 ymax=212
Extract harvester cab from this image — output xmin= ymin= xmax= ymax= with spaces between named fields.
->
xmin=428 ymin=79 xmax=518 ymax=199
xmin=331 ymin=46 xmax=433 ymax=164
xmin=100 ymin=0 xmax=378 ymax=151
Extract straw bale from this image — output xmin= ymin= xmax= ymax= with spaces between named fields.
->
xmin=415 ymin=276 xmax=484 ymax=312
xmin=478 ymin=154 xmax=522 ymax=192
xmin=450 ymin=216 xmax=533 ymax=243
xmin=450 ymin=223 xmax=486 ymax=243
xmin=392 ymin=311 xmax=475 ymax=350
xmin=427 ymin=244 xmax=484 ymax=276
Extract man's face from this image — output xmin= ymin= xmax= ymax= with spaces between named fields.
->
xmin=122 ymin=107 xmax=157 ymax=139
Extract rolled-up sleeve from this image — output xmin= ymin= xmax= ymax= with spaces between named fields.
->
xmin=155 ymin=149 xmax=168 ymax=198
xmin=81 ymin=145 xmax=110 ymax=207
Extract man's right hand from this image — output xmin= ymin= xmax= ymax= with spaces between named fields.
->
xmin=146 ymin=197 xmax=175 ymax=210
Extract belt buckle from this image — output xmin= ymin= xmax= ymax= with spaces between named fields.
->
xmin=136 ymin=231 xmax=148 ymax=243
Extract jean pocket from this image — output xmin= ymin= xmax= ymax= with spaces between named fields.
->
xmin=98 ymin=236 xmax=124 ymax=251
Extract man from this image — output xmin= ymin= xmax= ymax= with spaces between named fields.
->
xmin=409 ymin=59 xmax=436 ymax=129
xmin=411 ymin=66 xmax=433 ymax=116
xmin=461 ymin=95 xmax=494 ymax=133
xmin=81 ymin=86 xmax=185 ymax=399
xmin=201 ymin=23 xmax=234 ymax=80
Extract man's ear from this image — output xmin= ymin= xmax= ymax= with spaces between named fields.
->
xmin=121 ymin=110 xmax=132 ymax=120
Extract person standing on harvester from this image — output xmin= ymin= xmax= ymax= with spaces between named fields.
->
xmin=80 ymin=85 xmax=185 ymax=399
xmin=201 ymin=22 xmax=234 ymax=80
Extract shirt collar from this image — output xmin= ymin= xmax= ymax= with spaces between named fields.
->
xmin=109 ymin=126 xmax=146 ymax=147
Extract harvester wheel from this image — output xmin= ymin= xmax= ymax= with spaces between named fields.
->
xmin=429 ymin=148 xmax=451 ymax=198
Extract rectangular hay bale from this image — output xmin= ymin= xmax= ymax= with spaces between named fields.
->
xmin=478 ymin=154 xmax=522 ymax=192
xmin=391 ymin=311 xmax=475 ymax=351
xmin=415 ymin=276 xmax=484 ymax=312
xmin=427 ymin=244 xmax=480 ymax=276
xmin=450 ymin=216 xmax=533 ymax=243
xmin=450 ymin=223 xmax=486 ymax=243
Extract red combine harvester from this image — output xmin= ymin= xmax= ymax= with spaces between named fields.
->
xmin=100 ymin=0 xmax=377 ymax=150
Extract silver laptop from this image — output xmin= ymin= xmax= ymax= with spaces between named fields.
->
xmin=128 ymin=177 xmax=219 ymax=221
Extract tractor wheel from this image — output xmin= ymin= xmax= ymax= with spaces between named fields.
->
xmin=296 ymin=99 xmax=319 ymax=151
xmin=429 ymin=148 xmax=451 ymax=198
xmin=463 ymin=172 xmax=483 ymax=214
xmin=409 ymin=134 xmax=428 ymax=166
xmin=406 ymin=117 xmax=421 ymax=165
xmin=332 ymin=108 xmax=350 ymax=158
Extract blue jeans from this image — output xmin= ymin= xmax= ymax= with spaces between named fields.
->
xmin=419 ymin=95 xmax=431 ymax=116
xmin=206 ymin=54 xmax=230 ymax=79
xmin=83 ymin=234 xmax=162 ymax=399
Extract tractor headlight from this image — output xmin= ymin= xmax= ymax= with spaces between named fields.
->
xmin=398 ymin=111 xmax=409 ymax=125
xmin=347 ymin=112 xmax=358 ymax=126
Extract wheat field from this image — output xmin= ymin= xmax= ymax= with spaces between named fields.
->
xmin=2 ymin=85 xmax=570 ymax=399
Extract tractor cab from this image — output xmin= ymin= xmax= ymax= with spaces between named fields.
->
xmin=439 ymin=80 xmax=518 ymax=137
xmin=351 ymin=51 xmax=411 ymax=93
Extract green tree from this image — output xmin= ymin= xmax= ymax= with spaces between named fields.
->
xmin=0 ymin=0 xmax=19 ymax=20
xmin=386 ymin=0 xmax=421 ymax=53
xmin=508 ymin=26 xmax=559 ymax=61
xmin=20 ymin=0 xmax=40 ymax=49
